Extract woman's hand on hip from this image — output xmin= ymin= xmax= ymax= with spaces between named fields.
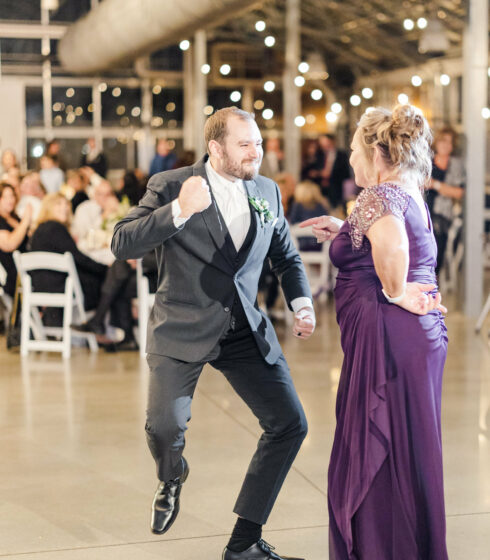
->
xmin=396 ymin=283 xmax=448 ymax=315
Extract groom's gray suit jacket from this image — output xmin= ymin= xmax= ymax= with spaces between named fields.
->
xmin=111 ymin=155 xmax=311 ymax=364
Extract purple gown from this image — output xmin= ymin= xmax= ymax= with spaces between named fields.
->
xmin=328 ymin=184 xmax=448 ymax=559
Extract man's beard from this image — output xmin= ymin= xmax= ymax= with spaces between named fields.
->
xmin=222 ymin=151 xmax=261 ymax=181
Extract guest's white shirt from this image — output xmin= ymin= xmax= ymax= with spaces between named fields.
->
xmin=16 ymin=195 xmax=42 ymax=221
xmin=171 ymin=159 xmax=312 ymax=313
xmin=40 ymin=167 xmax=64 ymax=193
xmin=72 ymin=199 xmax=102 ymax=242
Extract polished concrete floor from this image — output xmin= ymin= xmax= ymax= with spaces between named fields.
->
xmin=0 ymin=301 xmax=489 ymax=559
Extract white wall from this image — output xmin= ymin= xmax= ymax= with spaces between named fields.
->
xmin=0 ymin=80 xmax=26 ymax=170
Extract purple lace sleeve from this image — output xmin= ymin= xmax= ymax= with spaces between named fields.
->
xmin=347 ymin=184 xmax=410 ymax=250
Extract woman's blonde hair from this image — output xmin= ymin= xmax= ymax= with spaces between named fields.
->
xmin=294 ymin=180 xmax=329 ymax=210
xmin=357 ymin=104 xmax=433 ymax=189
xmin=35 ymin=192 xmax=72 ymax=229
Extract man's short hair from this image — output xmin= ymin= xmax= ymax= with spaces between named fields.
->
xmin=204 ymin=107 xmax=255 ymax=148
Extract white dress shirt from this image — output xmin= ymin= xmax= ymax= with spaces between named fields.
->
xmin=171 ymin=160 xmax=312 ymax=313
xmin=72 ymin=199 xmax=102 ymax=241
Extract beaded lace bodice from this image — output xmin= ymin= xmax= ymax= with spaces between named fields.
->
xmin=347 ymin=184 xmax=411 ymax=251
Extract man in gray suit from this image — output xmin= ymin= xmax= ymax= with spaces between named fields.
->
xmin=112 ymin=107 xmax=315 ymax=560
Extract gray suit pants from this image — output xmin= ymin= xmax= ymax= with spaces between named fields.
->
xmin=145 ymin=325 xmax=308 ymax=525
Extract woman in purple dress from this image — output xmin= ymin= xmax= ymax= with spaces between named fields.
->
xmin=301 ymin=104 xmax=448 ymax=559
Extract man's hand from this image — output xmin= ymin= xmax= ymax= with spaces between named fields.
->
xmin=293 ymin=306 xmax=316 ymax=340
xmin=178 ymin=176 xmax=212 ymax=219
xmin=299 ymin=215 xmax=344 ymax=243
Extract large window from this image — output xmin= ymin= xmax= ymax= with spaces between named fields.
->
xmin=152 ymin=88 xmax=183 ymax=128
xmin=25 ymin=87 xmax=44 ymax=127
xmin=52 ymin=86 xmax=93 ymax=127
xmin=102 ymin=87 xmax=142 ymax=127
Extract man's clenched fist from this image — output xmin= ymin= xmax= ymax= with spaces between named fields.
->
xmin=178 ymin=176 xmax=212 ymax=218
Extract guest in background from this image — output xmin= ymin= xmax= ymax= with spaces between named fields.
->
xmin=29 ymin=193 xmax=107 ymax=325
xmin=80 ymin=137 xmax=107 ymax=178
xmin=273 ymin=172 xmax=296 ymax=219
xmin=289 ymin=180 xmax=330 ymax=224
xmin=0 ymin=182 xmax=31 ymax=299
xmin=175 ymin=150 xmax=196 ymax=169
xmin=309 ymin=134 xmax=351 ymax=210
xmin=426 ymin=127 xmax=464 ymax=274
xmin=46 ymin=139 xmax=67 ymax=172
xmin=72 ymin=180 xmax=119 ymax=244
xmin=301 ymin=139 xmax=320 ymax=181
xmin=260 ymin=138 xmax=284 ymax=178
xmin=16 ymin=172 xmax=45 ymax=221
xmin=117 ymin=170 xmax=145 ymax=207
xmin=4 ymin=166 xmax=22 ymax=198
xmin=39 ymin=154 xmax=64 ymax=194
xmin=79 ymin=165 xmax=103 ymax=198
xmin=1 ymin=149 xmax=18 ymax=178
xmin=289 ymin=180 xmax=330 ymax=251
xmin=72 ymin=252 xmax=158 ymax=352
xmin=148 ymin=139 xmax=177 ymax=177
xmin=66 ymin=169 xmax=90 ymax=212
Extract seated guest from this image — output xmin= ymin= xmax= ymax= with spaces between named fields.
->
xmin=39 ymin=154 xmax=64 ymax=193
xmin=289 ymin=180 xmax=329 ymax=251
xmin=117 ymin=170 xmax=145 ymax=207
xmin=79 ymin=165 xmax=103 ymax=198
xmin=16 ymin=172 xmax=45 ymax=221
xmin=72 ymin=252 xmax=158 ymax=352
xmin=0 ymin=182 xmax=31 ymax=299
xmin=4 ymin=166 xmax=22 ymax=197
xmin=66 ymin=169 xmax=90 ymax=212
xmin=29 ymin=193 xmax=107 ymax=325
xmin=72 ymin=180 xmax=119 ymax=245
xmin=1 ymin=149 xmax=18 ymax=178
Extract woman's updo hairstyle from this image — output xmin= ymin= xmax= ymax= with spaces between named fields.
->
xmin=357 ymin=104 xmax=433 ymax=189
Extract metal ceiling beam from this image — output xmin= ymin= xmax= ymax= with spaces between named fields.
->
xmin=0 ymin=22 xmax=67 ymax=39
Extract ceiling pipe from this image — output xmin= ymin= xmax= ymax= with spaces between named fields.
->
xmin=58 ymin=0 xmax=259 ymax=74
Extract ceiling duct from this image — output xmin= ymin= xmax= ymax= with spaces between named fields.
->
xmin=58 ymin=0 xmax=259 ymax=74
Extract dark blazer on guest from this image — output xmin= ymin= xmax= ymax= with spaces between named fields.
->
xmin=314 ymin=148 xmax=351 ymax=208
xmin=112 ymin=155 xmax=311 ymax=364
xmin=29 ymin=220 xmax=107 ymax=310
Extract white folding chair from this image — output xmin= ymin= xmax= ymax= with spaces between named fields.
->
xmin=13 ymin=251 xmax=98 ymax=358
xmin=289 ymin=224 xmax=335 ymax=301
xmin=136 ymin=258 xmax=155 ymax=357
xmin=0 ymin=262 xmax=12 ymax=326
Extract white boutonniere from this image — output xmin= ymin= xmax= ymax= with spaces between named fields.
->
xmin=248 ymin=196 xmax=275 ymax=227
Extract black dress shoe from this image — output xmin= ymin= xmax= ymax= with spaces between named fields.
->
xmin=115 ymin=338 xmax=139 ymax=352
xmin=150 ymin=457 xmax=189 ymax=535
xmin=222 ymin=539 xmax=305 ymax=560
xmin=71 ymin=319 xmax=105 ymax=336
